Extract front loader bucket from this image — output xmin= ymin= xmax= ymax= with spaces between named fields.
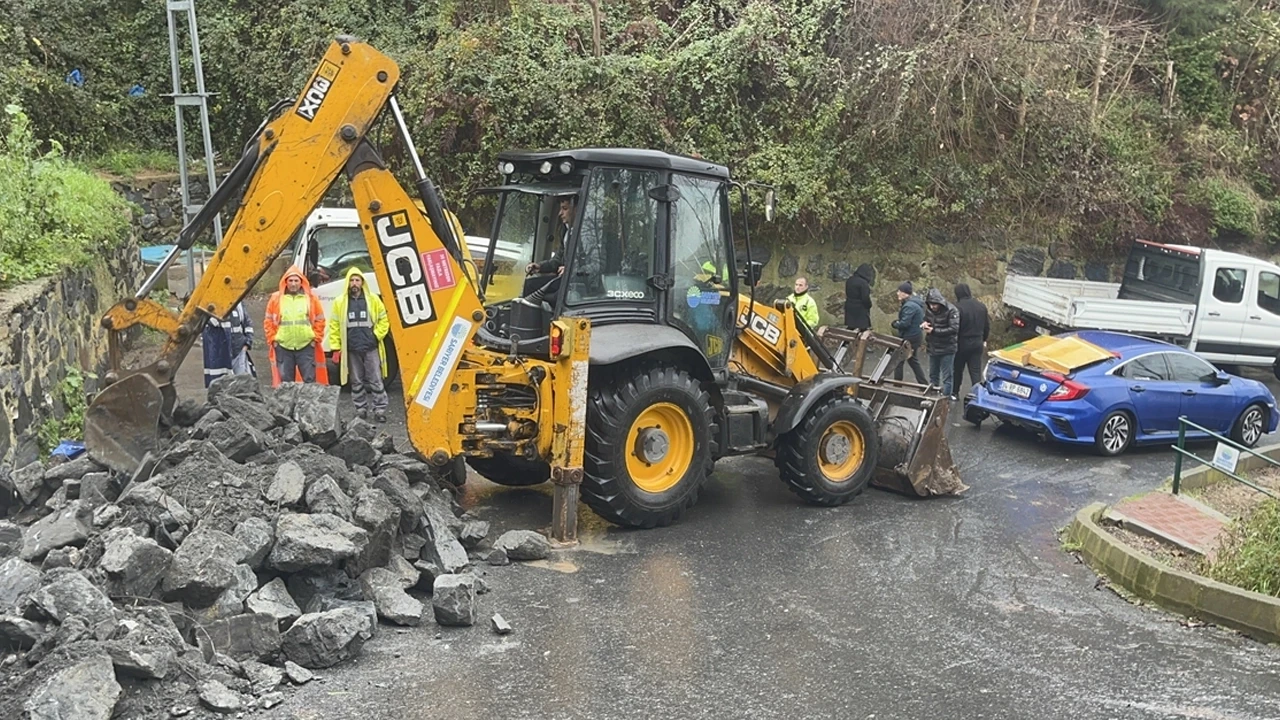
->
xmin=820 ymin=327 xmax=967 ymax=497
xmin=85 ymin=372 xmax=169 ymax=475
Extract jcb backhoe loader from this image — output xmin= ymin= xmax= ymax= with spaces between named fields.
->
xmin=85 ymin=38 xmax=963 ymax=541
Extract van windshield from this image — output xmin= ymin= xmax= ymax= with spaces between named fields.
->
xmin=1119 ymin=247 xmax=1200 ymax=304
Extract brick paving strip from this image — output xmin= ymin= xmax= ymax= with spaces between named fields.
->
xmin=1105 ymin=491 xmax=1231 ymax=561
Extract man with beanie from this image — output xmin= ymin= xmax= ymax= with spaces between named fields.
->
xmin=328 ymin=269 xmax=391 ymax=422
xmin=788 ymin=276 xmax=820 ymax=328
xmin=890 ymin=281 xmax=927 ymax=384
xmin=921 ymin=287 xmax=961 ymax=397
xmin=952 ymin=283 xmax=990 ymax=395
xmin=844 ymin=263 xmax=875 ymax=331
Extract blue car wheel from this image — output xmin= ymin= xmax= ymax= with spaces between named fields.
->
xmin=1095 ymin=410 xmax=1133 ymax=456
xmin=1232 ymin=404 xmax=1267 ymax=448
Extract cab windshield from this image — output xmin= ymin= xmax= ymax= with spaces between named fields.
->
xmin=479 ymin=185 xmax=579 ymax=303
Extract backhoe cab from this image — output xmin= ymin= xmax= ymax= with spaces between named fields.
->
xmin=84 ymin=38 xmax=962 ymax=544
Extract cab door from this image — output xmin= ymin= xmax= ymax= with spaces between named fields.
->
xmin=1195 ymin=260 xmax=1249 ymax=362
xmin=667 ymin=173 xmax=735 ymax=369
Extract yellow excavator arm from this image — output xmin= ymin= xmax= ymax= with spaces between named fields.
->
xmin=85 ymin=38 xmax=484 ymax=473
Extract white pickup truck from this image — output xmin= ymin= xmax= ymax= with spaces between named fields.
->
xmin=1003 ymin=240 xmax=1280 ymax=378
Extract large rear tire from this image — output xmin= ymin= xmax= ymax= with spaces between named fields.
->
xmin=776 ymin=395 xmax=879 ymax=506
xmin=582 ymin=364 xmax=713 ymax=528
xmin=466 ymin=455 xmax=550 ymax=487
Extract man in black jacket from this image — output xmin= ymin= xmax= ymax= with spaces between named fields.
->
xmin=844 ymin=264 xmax=875 ymax=330
xmin=952 ymin=283 xmax=990 ymax=396
xmin=921 ymin=288 xmax=960 ymax=398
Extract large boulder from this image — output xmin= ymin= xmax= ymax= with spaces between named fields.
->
xmin=284 ymin=567 xmax=361 ymax=611
xmin=420 ymin=487 xmax=468 ymax=574
xmin=105 ymin=641 xmax=176 ymax=680
xmin=207 ymin=417 xmax=269 ymax=463
xmin=29 ymin=569 xmax=115 ymax=629
xmin=458 ymin=519 xmax=489 ymax=549
xmin=329 ymin=434 xmax=378 ymax=470
xmin=372 ymin=468 xmax=421 ymax=534
xmin=358 ymin=568 xmax=423 ymax=627
xmin=161 ymin=528 xmax=251 ymax=606
xmin=268 ymin=513 xmax=367 ymax=572
xmin=305 ymin=475 xmax=352 ymax=520
xmin=495 ymin=530 xmax=552 ymax=561
xmin=281 ymin=607 xmax=372 ymax=669
xmin=245 ymin=578 xmax=302 ymax=629
xmin=294 ymin=383 xmax=343 ymax=447
xmin=265 ymin=461 xmax=307 ymax=507
xmin=212 ymin=394 xmax=276 ymax=432
xmin=24 ymin=652 xmax=121 ymax=720
xmin=206 ymin=374 xmax=262 ymax=405
xmin=377 ymin=453 xmax=433 ymax=484
xmin=264 ymin=383 xmax=302 ymax=424
xmin=117 ymin=480 xmax=193 ymax=530
xmin=21 ymin=502 xmax=91 ymax=562
xmin=43 ymin=455 xmax=105 ymax=485
xmin=0 ymin=557 xmax=41 ymax=612
xmin=232 ymin=517 xmax=274 ymax=569
xmin=432 ymin=574 xmax=477 ymax=627
xmin=349 ymin=488 xmax=400 ymax=576
xmin=280 ymin=446 xmax=355 ymax=493
xmin=99 ymin=528 xmax=173 ymax=598
xmin=197 ymin=612 xmax=281 ymax=662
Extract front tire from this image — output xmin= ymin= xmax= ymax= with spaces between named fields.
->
xmin=1094 ymin=410 xmax=1133 ymax=456
xmin=776 ymin=396 xmax=879 ymax=506
xmin=582 ymin=364 xmax=713 ymax=528
xmin=1231 ymin=403 xmax=1268 ymax=448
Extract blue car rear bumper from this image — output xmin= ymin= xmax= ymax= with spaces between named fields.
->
xmin=966 ymin=384 xmax=1097 ymax=447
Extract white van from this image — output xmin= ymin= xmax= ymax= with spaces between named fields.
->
xmin=1004 ymin=240 xmax=1280 ymax=377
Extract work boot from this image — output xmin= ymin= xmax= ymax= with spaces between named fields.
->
xmin=374 ymin=411 xmax=387 ymax=424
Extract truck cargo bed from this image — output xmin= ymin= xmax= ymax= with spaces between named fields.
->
xmin=1003 ymin=276 xmax=1195 ymax=337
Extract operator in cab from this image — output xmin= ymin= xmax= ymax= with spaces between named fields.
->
xmin=521 ymin=195 xmax=576 ymax=302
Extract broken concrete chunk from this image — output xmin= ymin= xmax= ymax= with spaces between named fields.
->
xmin=259 ymin=691 xmax=285 ymax=709
xmin=12 ymin=463 xmax=44 ymax=504
xmin=21 ymin=502 xmax=91 ymax=562
xmin=106 ymin=641 xmax=176 ymax=680
xmin=0 ymin=557 xmax=42 ymax=612
xmin=41 ymin=545 xmax=82 ymax=570
xmin=232 ymin=516 xmax=274 ymax=569
xmin=161 ymin=528 xmax=250 ymax=606
xmin=0 ymin=521 xmax=24 ymax=558
xmin=0 ymin=614 xmax=44 ymax=649
xmin=208 ymin=417 xmax=269 ymax=463
xmin=387 ymin=555 xmax=420 ymax=589
xmin=495 ymin=529 xmax=551 ymax=561
xmin=486 ymin=547 xmax=510 ymax=566
xmin=284 ymin=660 xmax=313 ymax=684
xmin=269 ymin=513 xmax=367 ymax=573
xmin=265 ymin=462 xmax=306 ymax=507
xmin=329 ymin=434 xmax=378 ymax=470
xmin=118 ymin=480 xmax=193 ymax=530
xmin=349 ymin=488 xmax=399 ymax=576
xmin=294 ymin=383 xmax=343 ymax=447
xmin=197 ymin=679 xmax=243 ymax=714
xmin=29 ymin=569 xmax=115 ymax=628
xmin=420 ymin=498 xmax=469 ymax=574
xmin=282 ymin=607 xmax=372 ymax=669
xmin=371 ymin=468 xmax=421 ymax=535
xmin=491 ymin=613 xmax=512 ymax=635
xmin=359 ymin=568 xmax=424 ymax=627
xmin=79 ymin=472 xmax=114 ymax=510
xmin=43 ymin=455 xmax=105 ymax=485
xmin=399 ymin=533 xmax=427 ymax=561
xmin=432 ymin=574 xmax=477 ymax=627
xmin=207 ymin=563 xmax=258 ymax=618
xmin=213 ymin=394 xmax=276 ymax=432
xmin=240 ymin=659 xmax=285 ymax=696
xmin=305 ymin=474 xmax=352 ymax=520
xmin=206 ymin=374 xmax=262 ymax=405
xmin=303 ymin=597 xmax=377 ymax=634
xmin=171 ymin=398 xmax=210 ymax=427
xmin=92 ymin=504 xmax=122 ymax=529
xmin=412 ymin=559 xmax=443 ymax=592
xmin=191 ymin=408 xmax=227 ymax=440
xmin=265 ymin=383 xmax=301 ymax=423
xmin=197 ymin=612 xmax=282 ymax=662
xmin=458 ymin=519 xmax=490 ymax=549
xmin=245 ymin=577 xmax=301 ymax=629
xmin=24 ymin=652 xmax=121 ymax=720
xmin=377 ymin=453 xmax=432 ymax=484
xmin=100 ymin=528 xmax=173 ymax=598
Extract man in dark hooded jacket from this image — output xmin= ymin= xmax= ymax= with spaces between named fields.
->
xmin=890 ymin=281 xmax=927 ymax=384
xmin=844 ymin=264 xmax=875 ymax=330
xmin=921 ymin=288 xmax=960 ymax=397
xmin=952 ymin=283 xmax=990 ymax=395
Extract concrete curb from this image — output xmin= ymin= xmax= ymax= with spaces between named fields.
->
xmin=1066 ymin=502 xmax=1280 ymax=644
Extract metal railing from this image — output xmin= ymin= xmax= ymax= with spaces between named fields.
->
xmin=1172 ymin=416 xmax=1280 ymax=499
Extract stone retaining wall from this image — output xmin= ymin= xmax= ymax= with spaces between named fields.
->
xmin=0 ymin=231 xmax=142 ymax=470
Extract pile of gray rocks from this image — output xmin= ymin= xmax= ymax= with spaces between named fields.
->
xmin=0 ymin=375 xmax=552 ymax=718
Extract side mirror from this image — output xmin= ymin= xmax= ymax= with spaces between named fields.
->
xmin=1213 ymin=370 xmax=1232 ymax=385
xmin=764 ymin=189 xmax=776 ymax=223
xmin=740 ymin=261 xmax=763 ymax=287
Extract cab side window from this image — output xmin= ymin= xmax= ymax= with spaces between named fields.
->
xmin=1212 ymin=267 xmax=1247 ymax=304
xmin=1259 ymin=271 xmax=1280 ymax=316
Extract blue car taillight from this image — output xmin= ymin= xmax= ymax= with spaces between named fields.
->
xmin=1043 ymin=372 xmax=1089 ymax=402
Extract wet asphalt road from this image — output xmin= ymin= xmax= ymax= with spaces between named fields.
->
xmin=270 ymin=376 xmax=1280 ymax=720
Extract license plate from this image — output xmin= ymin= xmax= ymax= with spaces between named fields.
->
xmin=1035 ymin=325 xmax=1051 ymax=336
xmin=998 ymin=380 xmax=1031 ymax=399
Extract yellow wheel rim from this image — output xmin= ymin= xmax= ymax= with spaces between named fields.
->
xmin=816 ymin=419 xmax=865 ymax=482
xmin=625 ymin=402 xmax=695 ymax=493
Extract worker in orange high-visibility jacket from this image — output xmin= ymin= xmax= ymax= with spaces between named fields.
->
xmin=263 ymin=265 xmax=329 ymax=386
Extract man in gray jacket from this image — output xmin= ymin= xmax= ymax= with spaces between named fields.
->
xmin=921 ymin=288 xmax=960 ymax=398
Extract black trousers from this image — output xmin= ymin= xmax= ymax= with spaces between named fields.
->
xmin=522 ymin=273 xmax=561 ymax=299
xmin=893 ymin=338 xmax=928 ymax=384
xmin=953 ymin=344 xmax=984 ymax=393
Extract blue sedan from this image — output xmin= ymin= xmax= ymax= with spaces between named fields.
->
xmin=963 ymin=331 xmax=1278 ymax=456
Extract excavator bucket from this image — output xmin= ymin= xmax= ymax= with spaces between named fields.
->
xmin=84 ymin=370 xmax=168 ymax=475
xmin=821 ymin=328 xmax=967 ymax=497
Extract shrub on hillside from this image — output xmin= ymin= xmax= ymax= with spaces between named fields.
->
xmin=0 ymin=104 xmax=129 ymax=287
xmin=1204 ymin=498 xmax=1280 ymax=597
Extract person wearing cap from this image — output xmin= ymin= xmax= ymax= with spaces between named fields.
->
xmin=890 ymin=281 xmax=927 ymax=384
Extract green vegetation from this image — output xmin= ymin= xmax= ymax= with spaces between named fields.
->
xmin=0 ymin=104 xmax=129 ymax=287
xmin=1203 ymin=499 xmax=1280 ymax=597
xmin=36 ymin=368 xmax=89 ymax=454
xmin=89 ymin=148 xmax=180 ymax=176
xmin=1 ymin=0 xmax=1279 ymax=255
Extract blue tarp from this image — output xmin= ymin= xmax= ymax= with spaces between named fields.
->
xmin=51 ymin=439 xmax=86 ymax=460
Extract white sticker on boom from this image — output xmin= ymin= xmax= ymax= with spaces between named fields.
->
xmin=415 ymin=317 xmax=471 ymax=409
